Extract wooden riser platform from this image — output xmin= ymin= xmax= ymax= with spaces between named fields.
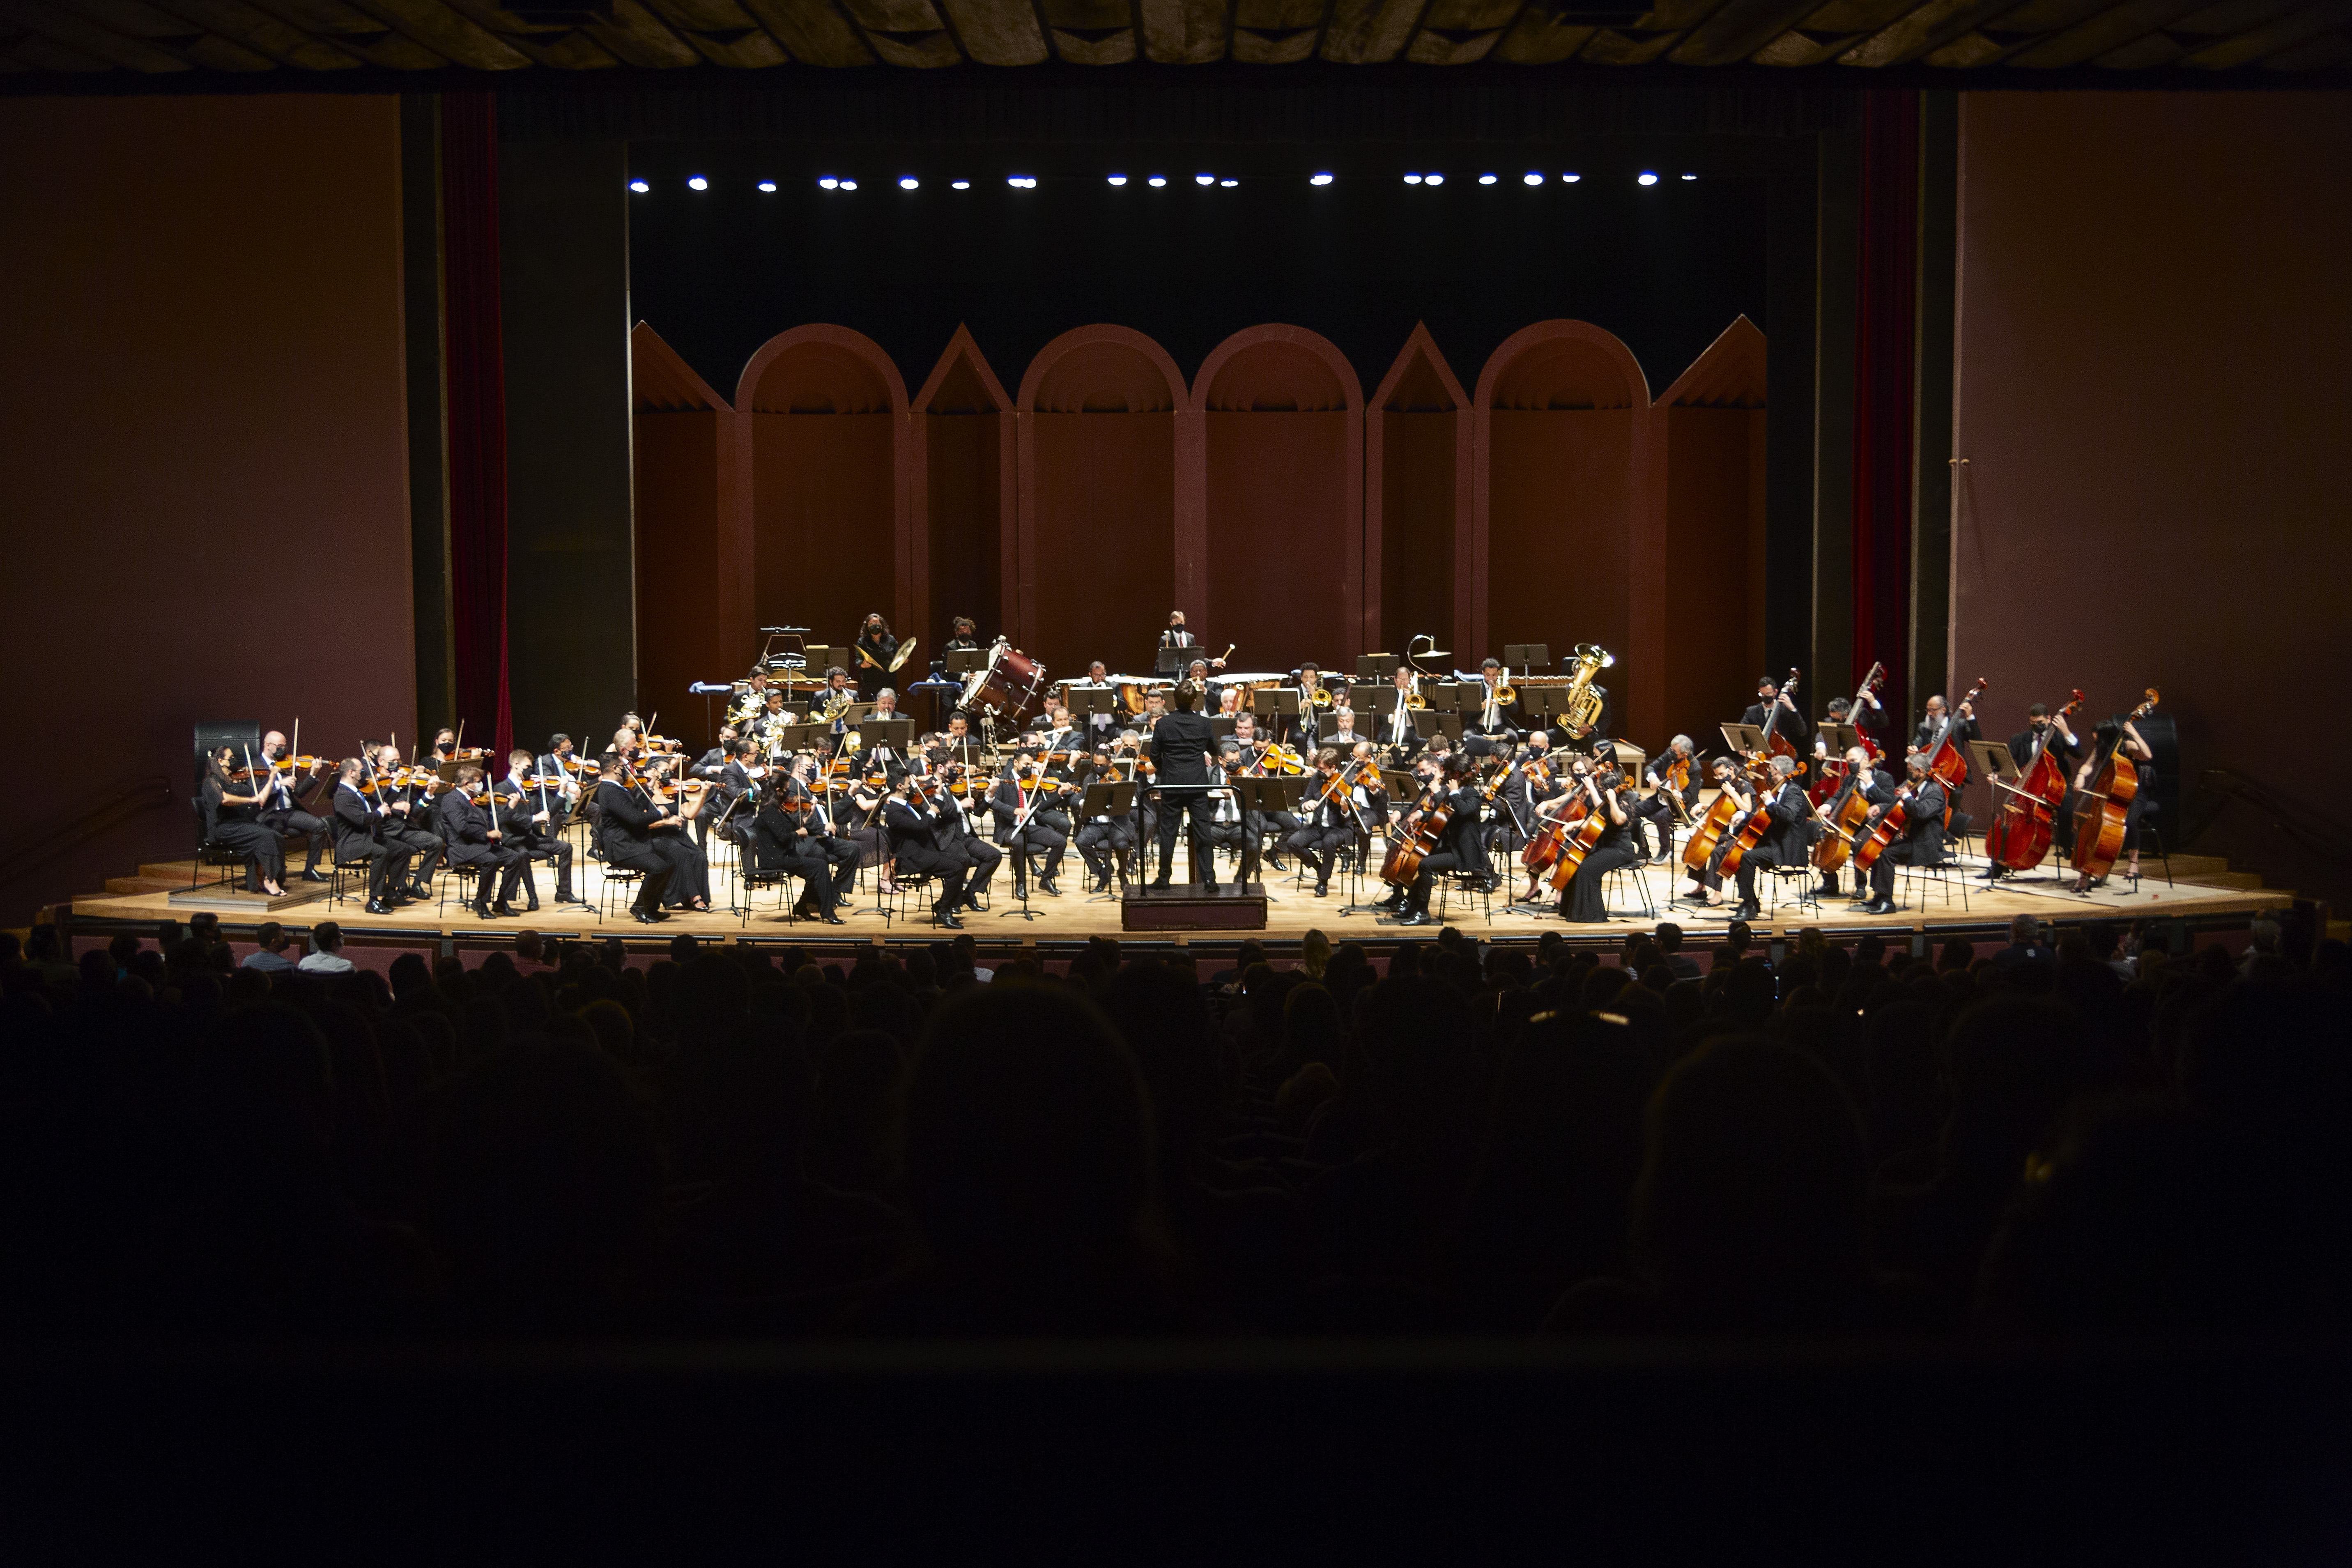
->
xmin=68 ymin=838 xmax=2293 ymax=952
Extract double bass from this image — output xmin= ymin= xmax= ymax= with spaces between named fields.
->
xmin=1985 ymin=689 xmax=2084 ymax=873
xmin=1922 ymin=676 xmax=1989 ymax=801
xmin=1810 ymin=662 xmax=1886 ymax=806
xmin=2069 ymin=689 xmax=2159 ymax=887
xmin=1759 ymin=667 xmax=1803 ymax=771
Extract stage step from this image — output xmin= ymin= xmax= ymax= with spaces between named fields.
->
xmin=106 ymin=876 xmax=199 ymax=896
xmin=137 ymin=861 xmax=204 ymax=885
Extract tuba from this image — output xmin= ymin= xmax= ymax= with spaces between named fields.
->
xmin=1560 ymin=643 xmax=1615 ymax=738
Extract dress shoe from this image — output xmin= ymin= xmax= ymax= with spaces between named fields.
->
xmin=817 ymin=909 xmax=846 ymax=926
xmin=1266 ymin=856 xmax=1288 ymax=871
xmin=1863 ymin=898 xmax=1896 ymax=915
xmin=1734 ymin=901 xmax=1760 ymax=922
xmin=1975 ymin=867 xmax=2004 ymax=882
xmin=933 ymin=904 xmax=963 ymax=929
xmin=1314 ymin=883 xmax=1330 ymax=898
xmin=523 ymin=898 xmax=540 ymax=913
xmin=554 ymin=891 xmax=584 ymax=905
xmin=384 ymin=891 xmax=414 ymax=908
xmin=490 ymin=902 xmax=523 ymax=918
xmin=1396 ymin=907 xmax=1431 ymax=927
xmin=364 ymin=899 xmax=391 ymax=915
xmin=1148 ymin=877 xmax=1171 ymax=890
xmin=1039 ymin=878 xmax=1061 ymax=897
xmin=474 ymin=904 xmax=497 ymax=921
xmin=300 ymin=869 xmax=329 ymax=883
xmin=632 ymin=908 xmax=660 ymax=924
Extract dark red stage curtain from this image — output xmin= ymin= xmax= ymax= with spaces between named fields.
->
xmin=441 ymin=91 xmax=512 ymax=759
xmin=1851 ymin=90 xmax=1917 ymax=716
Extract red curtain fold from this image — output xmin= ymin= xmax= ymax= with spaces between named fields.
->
xmin=441 ymin=92 xmax=513 ymax=759
xmin=1851 ymin=90 xmax=1918 ymax=719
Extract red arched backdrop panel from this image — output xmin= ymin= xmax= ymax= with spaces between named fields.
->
xmin=736 ymin=325 xmax=909 ymax=655
xmin=1367 ymin=323 xmax=1469 ymax=669
xmin=631 ymin=322 xmax=743 ymax=749
xmin=1017 ymin=326 xmax=1185 ymax=675
xmin=1476 ymin=322 xmax=1651 ymax=696
xmin=1195 ymin=325 xmax=1363 ymax=677
xmin=1656 ymin=316 xmax=1768 ymax=753
xmin=911 ymin=324 xmax=1014 ymax=649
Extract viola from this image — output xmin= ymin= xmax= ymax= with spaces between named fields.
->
xmin=2069 ymin=688 xmax=2159 ymax=885
xmin=1986 ymin=688 xmax=2085 ymax=872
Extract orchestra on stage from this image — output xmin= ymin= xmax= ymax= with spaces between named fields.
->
xmin=201 ymin=613 xmax=2163 ymax=930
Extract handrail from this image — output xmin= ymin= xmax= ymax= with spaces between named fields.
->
xmin=2183 ymin=767 xmax=2352 ymax=867
xmin=0 ymin=773 xmax=175 ymax=890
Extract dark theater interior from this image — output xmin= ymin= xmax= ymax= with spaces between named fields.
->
xmin=2 ymin=3 xmax=2349 ymax=1551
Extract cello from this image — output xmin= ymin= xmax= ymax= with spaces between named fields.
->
xmin=2068 ymin=689 xmax=2159 ymax=890
xmin=1809 ymin=755 xmax=1876 ymax=876
xmin=1380 ymin=776 xmax=1453 ymax=890
xmin=1543 ymin=766 xmax=1614 ymax=893
xmin=1985 ymin=689 xmax=2084 ymax=873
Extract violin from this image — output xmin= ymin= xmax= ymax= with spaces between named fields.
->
xmin=2068 ymin=689 xmax=2159 ymax=886
xmin=1986 ymin=688 xmax=2085 ymax=872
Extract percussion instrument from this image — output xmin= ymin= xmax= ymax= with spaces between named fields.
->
xmin=961 ymin=639 xmax=1049 ymax=723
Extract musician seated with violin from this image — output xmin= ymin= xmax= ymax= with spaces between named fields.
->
xmin=1073 ymin=740 xmax=1140 ymax=894
xmin=594 ymin=754 xmax=678 ymax=922
xmin=200 ymin=747 xmax=289 ymax=898
xmin=777 ymin=753 xmax=858 ymax=921
xmin=496 ymin=748 xmax=580 ymax=908
xmin=885 ymin=773 xmax=972 ymax=929
xmin=1282 ymin=748 xmax=1363 ymax=898
xmin=990 ymin=747 xmax=1071 ymax=899
xmin=372 ymin=742 xmax=445 ymax=897
xmin=327 ymin=756 xmax=414 ymax=912
xmin=639 ymin=756 xmax=714 ymax=914
xmin=1856 ymin=752 xmax=1950 ymax=915
xmin=248 ymin=731 xmax=333 ymax=883
xmin=437 ymin=764 xmax=529 ymax=920
xmin=927 ymin=759 xmax=1000 ymax=912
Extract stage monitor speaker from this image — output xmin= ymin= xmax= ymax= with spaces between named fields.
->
xmin=194 ymin=720 xmax=261 ymax=770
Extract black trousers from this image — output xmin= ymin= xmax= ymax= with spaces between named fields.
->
xmin=262 ymin=809 xmax=328 ymax=872
xmin=1407 ymin=848 xmax=1466 ymax=910
xmin=1285 ymin=825 xmax=1352 ymax=889
xmin=334 ymin=836 xmax=412 ymax=902
xmin=216 ymin=819 xmax=284 ymax=891
xmin=1559 ymin=841 xmax=1639 ymax=923
xmin=605 ymin=841 xmax=676 ymax=913
xmin=1076 ymin=818 xmax=1136 ymax=883
xmin=894 ymin=844 xmax=968 ymax=908
xmin=793 ymin=834 xmax=858 ymax=910
xmin=1154 ymin=789 xmax=1219 ymax=884
xmin=1631 ymin=795 xmax=1676 ymax=858
xmin=1870 ymin=837 xmax=1936 ymax=902
xmin=1006 ymin=819 xmax=1067 ymax=887
xmin=448 ymin=844 xmax=526 ymax=907
xmin=386 ymin=826 xmax=444 ymax=885
xmin=1736 ymin=846 xmax=1791 ymax=905
xmin=513 ymin=834 xmax=574 ymax=901
xmin=945 ymin=831 xmax=1000 ymax=897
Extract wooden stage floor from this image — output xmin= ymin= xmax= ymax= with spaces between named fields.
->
xmin=69 ymin=830 xmax=2292 ymax=953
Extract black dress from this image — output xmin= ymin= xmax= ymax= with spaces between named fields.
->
xmin=1559 ymin=787 xmax=1639 ymax=924
xmin=202 ymin=771 xmax=285 ymax=891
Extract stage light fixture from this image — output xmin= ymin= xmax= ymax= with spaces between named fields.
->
xmin=1196 ymin=173 xmax=1214 ymax=185
xmin=839 ymin=179 xmax=858 ymax=191
xmin=1479 ymin=173 xmax=1497 ymax=185
xmin=1219 ymin=178 xmax=1237 ymax=187
xmin=1424 ymin=172 xmax=1445 ymax=186
xmin=1681 ymin=172 xmax=1697 ymax=181
xmin=1523 ymin=172 xmax=1543 ymax=186
xmin=1403 ymin=173 xmax=1421 ymax=184
xmin=899 ymin=176 xmax=919 ymax=189
xmin=1107 ymin=174 xmax=1128 ymax=186
xmin=687 ymin=175 xmax=708 ymax=191
xmin=1148 ymin=175 xmax=1167 ymax=187
xmin=818 ymin=177 xmax=839 ymax=189
xmin=1562 ymin=172 xmax=1582 ymax=183
xmin=1007 ymin=175 xmax=1037 ymax=189
xmin=1638 ymin=171 xmax=1659 ymax=186
xmin=952 ymin=179 xmax=970 ymax=190
xmin=757 ymin=180 xmax=777 ymax=193
xmin=628 ymin=178 xmax=649 ymax=193
xmin=1310 ymin=172 xmax=1333 ymax=186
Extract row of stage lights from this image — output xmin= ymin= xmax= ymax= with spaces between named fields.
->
xmin=629 ymin=170 xmax=1700 ymax=194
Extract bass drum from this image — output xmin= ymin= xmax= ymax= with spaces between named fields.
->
xmin=961 ymin=641 xmax=1048 ymax=724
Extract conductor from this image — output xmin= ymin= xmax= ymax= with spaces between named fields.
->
xmin=1145 ymin=679 xmax=1219 ymax=889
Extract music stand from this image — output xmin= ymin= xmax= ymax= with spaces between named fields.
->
xmin=1356 ymin=654 xmax=1393 ymax=682
xmin=1973 ymin=739 xmax=2023 ymax=790
xmin=946 ymin=647 xmax=987 ymax=676
xmin=1078 ymin=780 xmax=1139 ymax=901
xmin=1818 ymin=721 xmax=1860 ymax=756
xmin=1412 ymin=710 xmax=1462 ymax=744
xmin=803 ymin=645 xmax=835 ymax=672
xmin=1426 ymin=681 xmax=1463 ymax=712
xmin=1251 ymin=687 xmax=1301 ymax=724
xmin=1155 ymin=646 xmax=1190 ymax=676
xmin=1207 ymin=715 xmax=1238 ymax=742
xmin=1504 ymin=644 xmax=1550 ymax=672
xmin=864 ymin=716 xmax=914 ymax=756
xmin=1720 ymin=722 xmax=1768 ymax=756
xmin=1072 ymin=685 xmax=1117 ymax=719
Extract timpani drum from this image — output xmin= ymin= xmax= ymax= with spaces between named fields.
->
xmin=961 ymin=640 xmax=1048 ymax=723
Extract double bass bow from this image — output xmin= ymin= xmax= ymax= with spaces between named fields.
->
xmin=1985 ymin=689 xmax=2084 ymax=874
xmin=2069 ymin=689 xmax=2159 ymax=891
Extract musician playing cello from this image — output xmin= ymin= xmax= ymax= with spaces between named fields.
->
xmin=1384 ymin=752 xmax=1483 ymax=927
xmin=1856 ymin=753 xmax=1948 ymax=915
xmin=1555 ymin=756 xmax=1639 ymax=924
xmin=1816 ymin=744 xmax=1894 ymax=903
